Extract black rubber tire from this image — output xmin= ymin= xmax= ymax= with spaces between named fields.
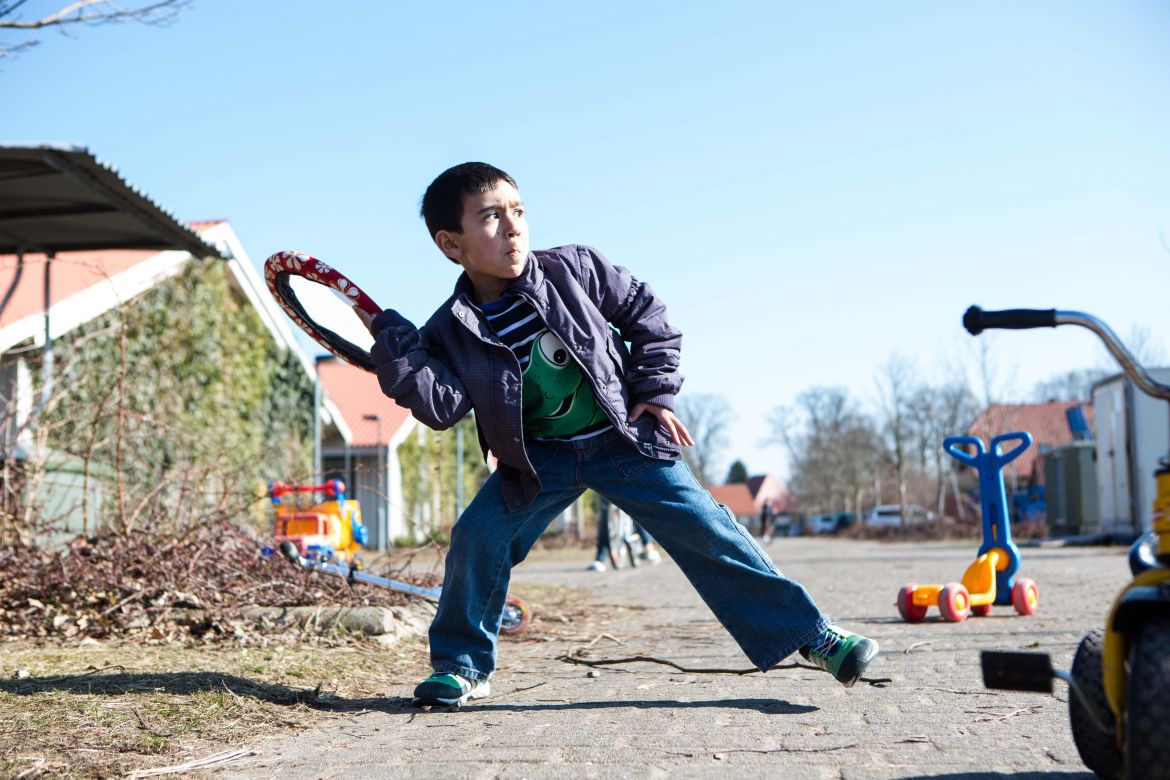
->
xmin=1069 ymin=629 xmax=1122 ymax=780
xmin=625 ymin=535 xmax=641 ymax=568
xmin=1125 ymin=614 xmax=1170 ymax=780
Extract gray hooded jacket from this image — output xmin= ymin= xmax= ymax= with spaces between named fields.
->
xmin=369 ymin=244 xmax=683 ymax=511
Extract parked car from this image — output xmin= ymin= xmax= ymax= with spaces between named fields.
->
xmin=863 ymin=504 xmax=934 ymax=527
xmin=805 ymin=512 xmax=855 ymax=535
xmin=804 ymin=513 xmax=837 ymax=535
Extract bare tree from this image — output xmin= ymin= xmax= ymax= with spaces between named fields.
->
xmin=1031 ymin=368 xmax=1111 ymax=403
xmin=907 ymin=381 xmax=977 ymax=516
xmin=0 ymin=0 xmax=190 ymax=59
xmin=875 ymin=354 xmax=918 ymax=524
xmin=675 ymin=393 xmax=734 ymax=484
xmin=1118 ymin=323 xmax=1168 ymax=367
xmin=769 ymin=387 xmax=884 ymax=516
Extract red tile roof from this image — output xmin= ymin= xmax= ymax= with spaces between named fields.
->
xmin=709 ymin=475 xmax=795 ymax=516
xmin=0 ymin=221 xmax=220 ymax=330
xmin=707 ymin=483 xmax=757 ymax=518
xmin=317 ymin=357 xmax=413 ymax=447
xmin=966 ymin=401 xmax=1096 ymax=479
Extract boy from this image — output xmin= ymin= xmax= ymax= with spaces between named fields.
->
xmin=360 ymin=162 xmax=878 ymax=707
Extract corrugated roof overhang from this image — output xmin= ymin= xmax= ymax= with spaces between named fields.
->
xmin=0 ymin=144 xmax=225 ymax=258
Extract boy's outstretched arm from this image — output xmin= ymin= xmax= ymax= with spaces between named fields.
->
xmin=356 ymin=306 xmax=472 ymax=430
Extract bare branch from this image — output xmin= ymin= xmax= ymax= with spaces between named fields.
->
xmin=0 ymin=0 xmax=190 ymax=59
xmin=0 ymin=0 xmax=188 ymax=29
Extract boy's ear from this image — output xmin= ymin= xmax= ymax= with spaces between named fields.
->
xmin=434 ymin=230 xmax=462 ymax=263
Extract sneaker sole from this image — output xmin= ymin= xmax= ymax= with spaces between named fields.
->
xmin=836 ymin=640 xmax=879 ymax=688
xmin=412 ymin=681 xmax=491 ymax=707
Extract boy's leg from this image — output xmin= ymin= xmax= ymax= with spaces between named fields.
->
xmin=428 ymin=445 xmax=582 ymax=682
xmin=586 ymin=433 xmax=831 ymax=672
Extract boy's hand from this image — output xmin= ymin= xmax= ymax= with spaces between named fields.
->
xmin=628 ymin=403 xmax=694 ymax=447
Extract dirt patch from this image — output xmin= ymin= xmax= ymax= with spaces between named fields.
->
xmin=0 ymin=577 xmax=593 ymax=779
xmin=0 ymin=635 xmax=425 ymax=779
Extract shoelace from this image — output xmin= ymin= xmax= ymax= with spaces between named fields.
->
xmin=807 ymin=630 xmax=844 ymax=661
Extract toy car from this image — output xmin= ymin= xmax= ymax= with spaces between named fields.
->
xmin=267 ymin=479 xmax=367 ymax=566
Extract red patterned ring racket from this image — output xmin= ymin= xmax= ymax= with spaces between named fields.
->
xmin=264 ymin=250 xmax=382 ymax=372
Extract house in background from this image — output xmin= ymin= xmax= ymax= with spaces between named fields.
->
xmin=0 ymin=145 xmax=350 ymax=539
xmin=707 ymin=473 xmax=794 ymax=534
xmin=966 ymin=401 xmax=1095 ymax=488
xmin=965 ymin=400 xmax=1096 ymax=528
xmin=317 ymin=356 xmax=416 ymax=549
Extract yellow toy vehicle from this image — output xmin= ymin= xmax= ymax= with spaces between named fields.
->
xmin=267 ymin=479 xmax=367 ymax=566
xmin=970 ymin=306 xmax=1170 ymax=778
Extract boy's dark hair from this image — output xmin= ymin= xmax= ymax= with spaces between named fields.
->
xmin=421 ymin=162 xmax=518 ymax=261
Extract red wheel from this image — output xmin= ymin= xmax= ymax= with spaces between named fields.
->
xmin=971 ymin=603 xmax=992 ymax=617
xmin=1011 ymin=578 xmax=1039 ymax=616
xmin=897 ymin=584 xmax=928 ymax=622
xmin=938 ymin=582 xmax=971 ymax=622
xmin=500 ymin=596 xmax=531 ymax=635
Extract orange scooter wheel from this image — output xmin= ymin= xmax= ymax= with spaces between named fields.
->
xmin=500 ymin=596 xmax=531 ymax=635
xmin=938 ymin=582 xmax=971 ymax=622
xmin=971 ymin=603 xmax=992 ymax=617
xmin=1011 ymin=578 xmax=1039 ymax=616
xmin=897 ymin=584 xmax=928 ymax=622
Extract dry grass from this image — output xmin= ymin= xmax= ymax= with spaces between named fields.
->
xmin=0 ymin=632 xmax=428 ymax=779
xmin=0 ymin=579 xmax=583 ymax=779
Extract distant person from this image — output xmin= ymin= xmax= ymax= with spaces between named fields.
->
xmin=759 ymin=501 xmax=776 ymax=543
xmin=359 ymin=162 xmax=879 ymax=707
xmin=589 ymin=495 xmax=661 ymax=571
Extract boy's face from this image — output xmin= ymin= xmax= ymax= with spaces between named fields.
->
xmin=435 ymin=180 xmax=529 ymax=294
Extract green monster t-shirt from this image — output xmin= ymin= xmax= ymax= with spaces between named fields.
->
xmin=480 ymin=297 xmax=612 ymax=440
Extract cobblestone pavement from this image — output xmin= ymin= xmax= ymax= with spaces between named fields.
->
xmin=227 ymin=537 xmax=1130 ymax=779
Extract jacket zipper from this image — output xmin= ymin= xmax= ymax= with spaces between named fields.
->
xmin=513 ymin=292 xmax=644 ymax=452
xmin=451 ymin=299 xmax=540 ymax=474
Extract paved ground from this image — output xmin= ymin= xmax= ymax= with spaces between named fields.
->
xmin=225 ymin=536 xmax=1130 ymax=779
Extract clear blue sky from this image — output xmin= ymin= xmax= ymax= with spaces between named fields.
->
xmin=6 ymin=1 xmax=1170 ymax=481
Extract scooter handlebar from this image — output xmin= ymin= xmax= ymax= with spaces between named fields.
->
xmin=963 ymin=306 xmax=1056 ymax=335
xmin=965 ymin=306 xmax=1170 ymax=403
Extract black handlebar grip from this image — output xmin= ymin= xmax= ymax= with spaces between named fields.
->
xmin=963 ymin=306 xmax=1057 ymax=335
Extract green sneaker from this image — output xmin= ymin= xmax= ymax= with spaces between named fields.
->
xmin=412 ymin=672 xmax=491 ymax=706
xmin=799 ymin=625 xmax=878 ymax=688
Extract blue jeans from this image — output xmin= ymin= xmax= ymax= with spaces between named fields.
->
xmin=429 ymin=430 xmax=831 ymax=681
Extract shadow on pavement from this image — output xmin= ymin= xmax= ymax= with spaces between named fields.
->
xmin=304 ymin=696 xmax=819 ymax=716
xmin=902 ymin=773 xmax=1093 ymax=779
xmin=0 ymin=671 xmax=316 ymax=705
xmin=459 ymin=697 xmax=817 ymax=715
xmin=1 ymin=674 xmax=816 ymax=718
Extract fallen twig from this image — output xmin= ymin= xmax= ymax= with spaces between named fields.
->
xmin=132 ymin=707 xmax=173 ymax=738
xmin=125 ymin=747 xmax=258 ymax=778
xmin=568 ymin=632 xmax=625 ymax=657
xmin=556 ymin=654 xmax=892 ymax=686
xmin=903 ymin=641 xmax=933 ymax=654
xmin=490 ymin=681 xmax=548 ymax=700
xmin=665 ymin=743 xmax=859 ymax=757
xmin=969 ymin=706 xmax=1036 ymax=722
